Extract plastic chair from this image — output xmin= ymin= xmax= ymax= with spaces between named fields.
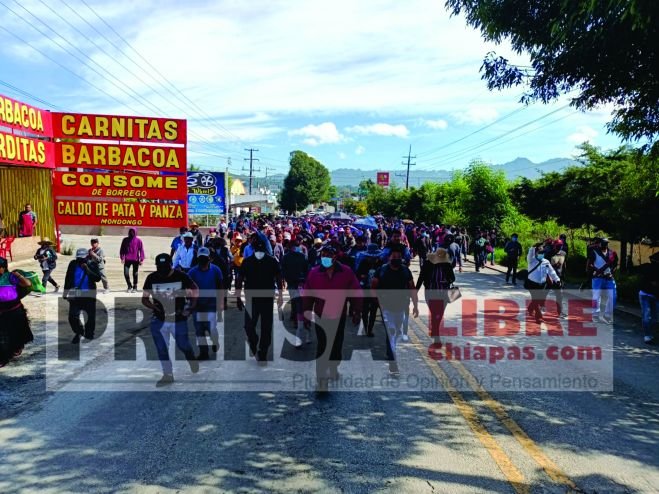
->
xmin=0 ymin=236 xmax=15 ymax=261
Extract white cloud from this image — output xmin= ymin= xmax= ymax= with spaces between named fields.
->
xmin=355 ymin=145 xmax=366 ymax=155
xmin=289 ymin=122 xmax=345 ymax=146
xmin=454 ymin=105 xmax=499 ymax=125
xmin=567 ymin=126 xmax=598 ymax=144
xmin=338 ymin=152 xmax=347 ymax=160
xmin=346 ymin=123 xmax=409 ymax=138
xmin=423 ymin=118 xmax=449 ymax=130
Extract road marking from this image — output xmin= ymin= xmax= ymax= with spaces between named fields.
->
xmin=410 ymin=316 xmax=579 ymax=492
xmin=407 ymin=329 xmax=530 ymax=494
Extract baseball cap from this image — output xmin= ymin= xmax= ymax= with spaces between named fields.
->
xmin=314 ymin=238 xmax=323 ymax=245
xmin=155 ymin=253 xmax=172 ymax=266
xmin=198 ymin=247 xmax=211 ymax=257
xmin=75 ymin=248 xmax=88 ymax=258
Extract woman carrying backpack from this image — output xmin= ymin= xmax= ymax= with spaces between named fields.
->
xmin=0 ymin=256 xmax=33 ymax=367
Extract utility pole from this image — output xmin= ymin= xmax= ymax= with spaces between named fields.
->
xmin=264 ymin=166 xmax=276 ymax=188
xmin=243 ymin=148 xmax=260 ymax=195
xmin=402 ymin=145 xmax=416 ymax=190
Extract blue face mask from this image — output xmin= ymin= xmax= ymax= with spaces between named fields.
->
xmin=536 ymin=254 xmax=544 ymax=261
xmin=511 ymin=237 xmax=518 ymax=242
xmin=321 ymin=257 xmax=333 ymax=268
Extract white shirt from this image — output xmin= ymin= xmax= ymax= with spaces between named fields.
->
xmin=173 ymin=244 xmax=196 ymax=269
xmin=527 ymin=248 xmax=560 ymax=285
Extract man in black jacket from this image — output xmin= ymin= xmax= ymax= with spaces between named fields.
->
xmin=64 ymin=248 xmax=102 ymax=343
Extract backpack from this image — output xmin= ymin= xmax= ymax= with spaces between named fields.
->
xmin=15 ymin=270 xmax=45 ymax=298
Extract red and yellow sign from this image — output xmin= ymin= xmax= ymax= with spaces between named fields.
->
xmin=53 ymin=171 xmax=187 ymax=200
xmin=0 ymin=94 xmax=52 ymax=136
xmin=0 ymin=130 xmax=54 ymax=168
xmin=54 ymin=199 xmax=185 ymax=229
xmin=376 ymin=171 xmax=390 ymax=187
xmin=51 ymin=112 xmax=186 ymax=144
xmin=55 ymin=142 xmax=186 ymax=172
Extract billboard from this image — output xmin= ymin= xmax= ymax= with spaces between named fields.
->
xmin=0 ymin=94 xmax=52 ymax=136
xmin=51 ymin=112 xmax=187 ymax=145
xmin=0 ymin=94 xmax=54 ymax=169
xmin=187 ymin=171 xmax=226 ymax=215
xmin=376 ymin=171 xmax=390 ymax=187
xmin=52 ymin=111 xmax=188 ymax=228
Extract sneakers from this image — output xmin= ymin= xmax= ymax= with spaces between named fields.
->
xmin=294 ymin=327 xmax=304 ymax=348
xmin=644 ymin=336 xmax=656 ymax=345
xmin=156 ymin=374 xmax=174 ymax=387
xmin=401 ymin=334 xmax=410 ymax=343
xmin=126 ymin=287 xmax=133 ymax=293
xmin=602 ymin=316 xmax=613 ymax=325
xmin=131 ymin=287 xmax=138 ymax=293
xmin=54 ymin=285 xmax=60 ymax=293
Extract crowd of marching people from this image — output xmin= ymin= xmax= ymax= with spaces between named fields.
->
xmin=1 ymin=212 xmax=655 ymax=385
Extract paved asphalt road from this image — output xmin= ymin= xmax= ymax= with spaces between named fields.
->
xmin=1 ymin=246 xmax=658 ymax=493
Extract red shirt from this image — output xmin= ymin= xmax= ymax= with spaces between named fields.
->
xmin=303 ymin=262 xmax=362 ymax=319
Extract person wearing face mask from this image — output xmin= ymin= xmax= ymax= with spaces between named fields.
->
xmin=587 ymin=238 xmax=619 ymax=324
xmin=281 ymin=240 xmax=310 ymax=346
xmin=303 ymin=245 xmax=362 ymax=392
xmin=188 ymin=247 xmax=224 ymax=360
xmin=63 ymin=248 xmax=102 ymax=343
xmin=142 ymin=253 xmax=199 ymax=387
xmin=504 ymin=233 xmax=523 ymax=285
xmin=170 ymin=226 xmax=189 ymax=257
xmin=371 ymin=245 xmax=419 ymax=376
xmin=235 ymin=240 xmax=284 ymax=365
xmin=173 ymin=232 xmax=198 ymax=273
xmin=525 ymin=243 xmax=561 ymax=324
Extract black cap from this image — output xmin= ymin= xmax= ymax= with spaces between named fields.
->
xmin=155 ymin=253 xmax=172 ymax=266
xmin=91 ymin=238 xmax=99 ymax=243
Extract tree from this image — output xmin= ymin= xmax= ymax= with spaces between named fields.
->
xmin=446 ymin=0 xmax=659 ymax=144
xmin=279 ymin=151 xmax=331 ymax=213
xmin=462 ymin=161 xmax=513 ymax=229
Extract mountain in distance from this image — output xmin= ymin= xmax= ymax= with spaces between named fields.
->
xmin=227 ymin=157 xmax=581 ymax=190
xmin=329 ymin=157 xmax=581 ymax=187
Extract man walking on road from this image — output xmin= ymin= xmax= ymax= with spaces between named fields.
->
xmin=588 ymin=238 xmax=618 ymax=324
xmin=119 ymin=228 xmax=145 ymax=293
xmin=303 ymin=245 xmax=362 ymax=392
xmin=142 ymin=253 xmax=199 ymax=387
xmin=281 ymin=239 xmax=310 ymax=347
xmin=504 ymin=233 xmax=523 ymax=285
xmin=371 ymin=245 xmax=419 ymax=376
xmin=63 ymin=248 xmax=102 ymax=343
xmin=88 ymin=238 xmax=109 ymax=293
xmin=188 ymin=247 xmax=224 ymax=360
xmin=235 ymin=239 xmax=283 ymax=365
xmin=173 ymin=232 xmax=197 ymax=273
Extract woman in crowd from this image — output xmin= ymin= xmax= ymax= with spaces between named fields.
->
xmin=0 ymin=256 xmax=33 ymax=368
xmin=416 ymin=247 xmax=455 ymax=347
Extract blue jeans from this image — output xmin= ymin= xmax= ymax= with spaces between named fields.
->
xmin=382 ymin=310 xmax=406 ymax=361
xmin=639 ymin=293 xmax=658 ymax=338
xmin=592 ymin=277 xmax=616 ymax=318
xmin=150 ymin=318 xmax=194 ymax=374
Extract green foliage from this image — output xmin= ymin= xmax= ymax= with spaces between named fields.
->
xmin=445 ymin=0 xmax=659 ymax=144
xmin=61 ymin=243 xmax=74 ymax=256
xmin=462 ymin=161 xmax=513 ymax=229
xmin=343 ymin=198 xmax=368 ymax=216
xmin=279 ymin=151 xmax=331 ymax=213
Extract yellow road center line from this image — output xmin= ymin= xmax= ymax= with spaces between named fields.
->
xmin=410 ymin=316 xmax=578 ymax=492
xmin=408 ymin=329 xmax=530 ymax=494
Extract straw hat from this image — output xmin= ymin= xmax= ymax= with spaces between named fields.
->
xmin=38 ymin=238 xmax=53 ymax=246
xmin=427 ymin=247 xmax=451 ymax=264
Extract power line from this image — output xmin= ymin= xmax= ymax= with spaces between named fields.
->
xmin=0 ymin=79 xmax=65 ymax=110
xmin=76 ymin=0 xmax=245 ymax=147
xmin=402 ymin=145 xmax=416 ymax=189
xmin=416 ymin=106 xmax=528 ymax=159
xmin=420 ymin=104 xmax=572 ymax=170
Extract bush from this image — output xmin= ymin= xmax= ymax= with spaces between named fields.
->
xmin=61 ymin=242 xmax=74 ymax=256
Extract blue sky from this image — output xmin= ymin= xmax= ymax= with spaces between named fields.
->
xmin=0 ymin=0 xmax=626 ymax=178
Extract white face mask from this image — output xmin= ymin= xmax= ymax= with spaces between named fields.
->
xmin=254 ymin=252 xmax=265 ymax=260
